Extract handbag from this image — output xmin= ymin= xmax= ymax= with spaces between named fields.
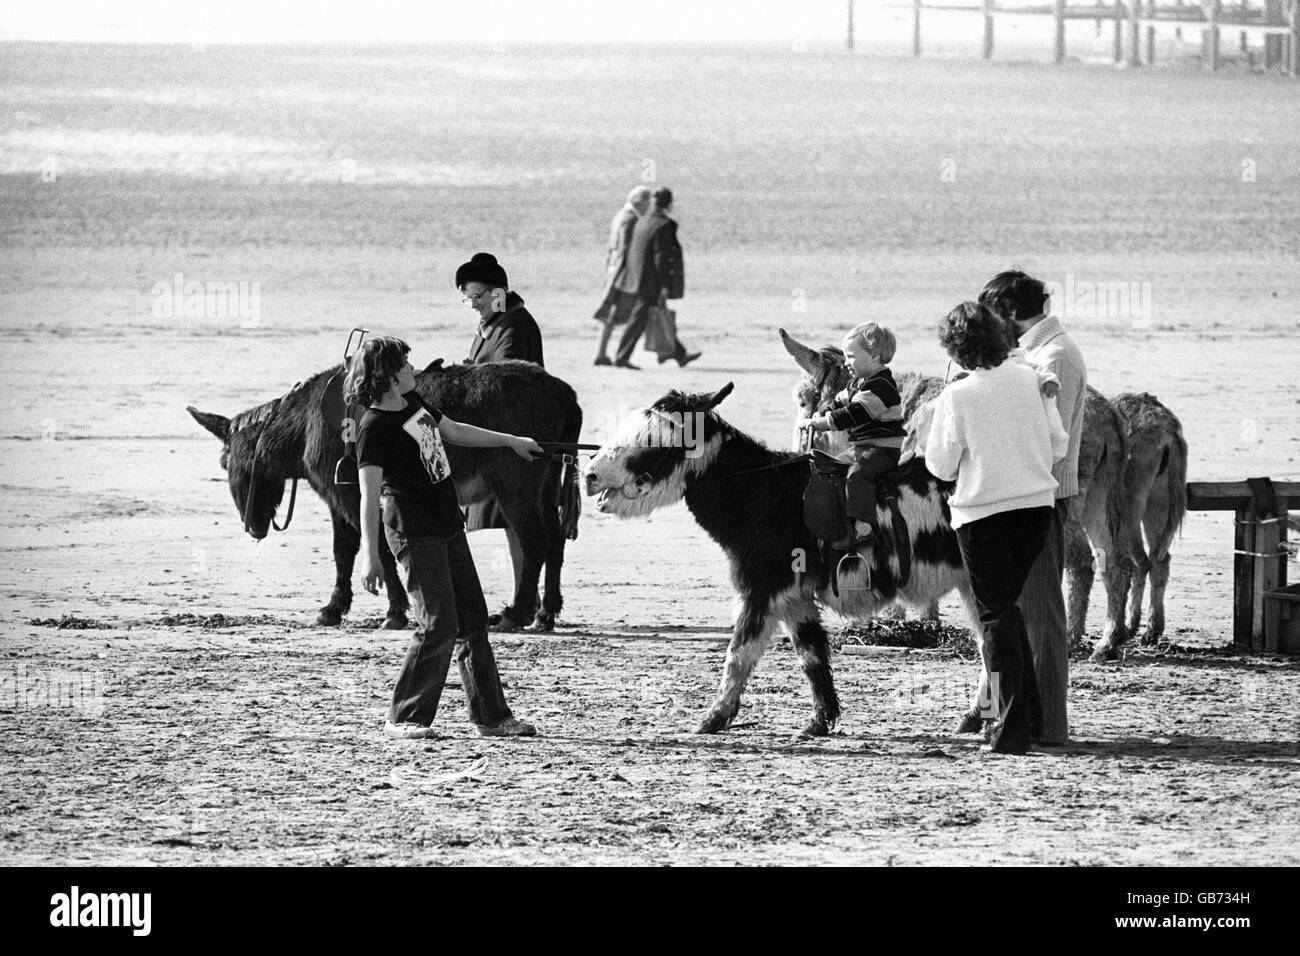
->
xmin=642 ymin=305 xmax=677 ymax=359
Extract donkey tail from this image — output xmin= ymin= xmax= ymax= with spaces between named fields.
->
xmin=558 ymin=398 xmax=584 ymax=541
xmin=1151 ymin=414 xmax=1188 ymax=561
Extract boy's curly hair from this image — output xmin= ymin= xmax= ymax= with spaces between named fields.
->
xmin=343 ymin=335 xmax=411 ymax=408
xmin=938 ymin=301 xmax=1011 ymax=370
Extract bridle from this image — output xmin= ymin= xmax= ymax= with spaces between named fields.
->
xmin=237 ymin=383 xmax=302 ymax=537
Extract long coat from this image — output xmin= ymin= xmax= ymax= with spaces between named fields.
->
xmin=466 ymin=290 xmax=545 ymax=368
xmin=464 ymin=290 xmax=544 ymax=530
xmin=616 ymin=208 xmax=684 ymax=302
xmin=592 ymin=203 xmax=639 ymax=322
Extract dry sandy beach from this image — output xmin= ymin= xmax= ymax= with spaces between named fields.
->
xmin=1 ymin=42 xmax=1298 ymax=864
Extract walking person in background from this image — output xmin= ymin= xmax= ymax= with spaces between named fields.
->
xmin=455 ymin=251 xmax=545 ymax=629
xmin=350 ymin=336 xmax=544 ymax=740
xmin=979 ymin=270 xmax=1086 ymax=747
xmin=592 ymin=185 xmax=651 ymax=366
xmin=613 ymin=186 xmax=700 ymax=370
xmin=924 ymin=302 xmax=1069 ymax=755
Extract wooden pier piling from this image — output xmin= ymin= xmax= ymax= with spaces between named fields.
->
xmin=893 ymin=0 xmax=1298 ymax=76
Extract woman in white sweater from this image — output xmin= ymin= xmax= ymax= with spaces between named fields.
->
xmin=924 ymin=302 xmax=1069 ymax=755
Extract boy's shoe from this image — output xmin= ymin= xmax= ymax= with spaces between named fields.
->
xmin=384 ymin=721 xmax=437 ymax=740
xmin=615 ymin=360 xmax=641 ymax=371
xmin=476 ymin=716 xmax=537 ymax=737
xmin=832 ymin=520 xmax=874 ymax=551
xmin=677 ymin=351 xmax=702 ymax=367
xmin=594 ymin=355 xmax=612 ymax=366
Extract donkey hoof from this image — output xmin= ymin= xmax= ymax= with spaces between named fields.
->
xmin=799 ymin=716 xmax=830 ymax=738
xmin=1139 ymin=630 xmax=1161 ymax=647
xmin=316 ymin=607 xmax=343 ymax=627
xmin=695 ymin=708 xmax=736 ymax=735
xmin=954 ymin=710 xmax=983 ymax=735
xmin=489 ymin=613 xmax=527 ymax=634
xmin=381 ymin=613 xmax=408 ymax=630
xmin=1089 ymin=645 xmax=1120 ymax=664
xmin=525 ymin=611 xmax=555 ymax=633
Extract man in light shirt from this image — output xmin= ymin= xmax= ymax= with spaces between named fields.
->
xmin=979 ymin=271 xmax=1087 ymax=746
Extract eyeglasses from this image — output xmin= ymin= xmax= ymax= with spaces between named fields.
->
xmin=461 ymin=290 xmax=493 ymax=305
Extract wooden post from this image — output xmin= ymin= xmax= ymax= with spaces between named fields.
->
xmin=913 ymin=0 xmax=923 ymax=57
xmin=1147 ymin=0 xmax=1157 ymax=64
xmin=847 ymin=0 xmax=855 ymax=52
xmin=1257 ymin=511 xmax=1287 ymax=650
xmin=1187 ymin=480 xmax=1299 ymax=653
xmin=1055 ymin=0 xmax=1067 ymax=62
xmin=1129 ymin=0 xmax=1142 ymax=64
xmin=1245 ymin=478 xmax=1288 ymax=650
xmin=1114 ymin=1 xmax=1124 ymax=62
xmin=983 ymin=0 xmax=996 ymax=59
xmin=1291 ymin=0 xmax=1300 ymax=76
xmin=1234 ymin=499 xmax=1257 ymax=648
xmin=1207 ymin=0 xmax=1221 ymax=71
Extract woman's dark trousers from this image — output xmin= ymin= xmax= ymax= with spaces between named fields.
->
xmin=955 ymin=506 xmax=1052 ymax=753
xmin=383 ymin=525 xmax=512 ymax=728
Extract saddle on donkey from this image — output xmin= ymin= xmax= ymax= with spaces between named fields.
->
xmin=803 ymin=449 xmax=913 ymax=595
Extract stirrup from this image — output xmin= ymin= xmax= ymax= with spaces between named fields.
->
xmin=834 ymin=547 xmax=873 ymax=591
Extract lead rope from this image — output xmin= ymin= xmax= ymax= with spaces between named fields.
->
xmin=242 ymin=382 xmax=303 ymax=535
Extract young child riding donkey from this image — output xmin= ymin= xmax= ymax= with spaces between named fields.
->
xmin=798 ymin=322 xmax=906 ymax=573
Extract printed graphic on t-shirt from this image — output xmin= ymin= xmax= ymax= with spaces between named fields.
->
xmin=402 ymin=407 xmax=452 ymax=485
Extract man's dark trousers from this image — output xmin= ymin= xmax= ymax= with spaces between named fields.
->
xmin=955 ymin=506 xmax=1052 ymax=753
xmin=615 ymin=297 xmax=654 ymax=364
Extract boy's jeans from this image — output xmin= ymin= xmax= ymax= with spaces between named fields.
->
xmin=383 ymin=519 xmax=512 ymax=728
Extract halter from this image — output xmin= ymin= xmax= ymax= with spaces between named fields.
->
xmin=237 ymin=383 xmax=302 ymax=537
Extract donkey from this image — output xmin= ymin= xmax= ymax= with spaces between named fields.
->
xmin=1091 ymin=392 xmax=1188 ymax=660
xmin=583 ymin=383 xmax=979 ymax=737
xmin=189 ymin=359 xmax=582 ymax=632
xmin=778 ymin=328 xmax=1138 ymax=660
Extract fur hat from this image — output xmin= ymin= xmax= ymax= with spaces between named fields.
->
xmin=455 ymin=252 xmax=508 ymax=290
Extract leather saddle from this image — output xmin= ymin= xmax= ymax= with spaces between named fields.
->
xmin=802 ymin=449 xmax=913 ymax=596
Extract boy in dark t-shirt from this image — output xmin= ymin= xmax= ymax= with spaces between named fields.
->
xmin=351 ymin=336 xmax=544 ymax=740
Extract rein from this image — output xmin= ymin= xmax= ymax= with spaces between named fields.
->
xmin=731 ymin=454 xmax=812 ymax=477
xmin=239 ymin=382 xmax=303 ymax=536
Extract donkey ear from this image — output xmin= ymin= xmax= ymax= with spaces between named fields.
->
xmin=778 ymin=328 xmax=823 ymax=375
xmin=707 ymin=382 xmax=735 ymax=409
xmin=187 ymin=406 xmax=230 ymax=441
xmin=422 ymin=357 xmax=445 ymax=374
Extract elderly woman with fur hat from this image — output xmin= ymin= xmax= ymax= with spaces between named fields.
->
xmin=457 ymin=252 xmax=544 ymax=368
xmin=454 ymin=252 xmax=546 ymax=630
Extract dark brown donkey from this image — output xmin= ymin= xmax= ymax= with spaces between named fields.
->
xmin=189 ymin=359 xmax=583 ymax=631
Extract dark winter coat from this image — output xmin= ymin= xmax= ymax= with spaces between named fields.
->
xmin=464 ymin=290 xmax=545 ymax=530
xmin=616 ymin=208 xmax=684 ymax=302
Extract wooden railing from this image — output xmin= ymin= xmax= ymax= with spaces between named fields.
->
xmin=1186 ymin=479 xmax=1297 ymax=652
